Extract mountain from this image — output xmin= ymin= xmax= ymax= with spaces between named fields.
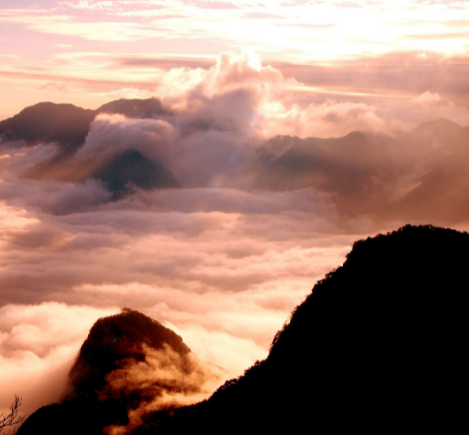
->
xmin=0 ymin=98 xmax=170 ymax=150
xmin=4 ymin=99 xmax=469 ymax=219
xmin=252 ymin=122 xmax=469 ymax=221
xmin=252 ymin=131 xmax=404 ymax=215
xmin=92 ymin=149 xmax=180 ymax=199
xmin=17 ymin=309 xmax=211 ymax=435
xmin=18 ymin=225 xmax=469 ymax=435
xmin=411 ymin=118 xmax=465 ymax=145
xmin=0 ymin=99 xmax=180 ymax=196
xmin=20 ymin=148 xmax=180 ymax=197
xmin=0 ymin=102 xmax=95 ymax=148
xmin=388 ymin=157 xmax=469 ymax=222
xmin=132 ymin=225 xmax=468 ymax=434
xmin=66 ymin=309 xmax=190 ymax=400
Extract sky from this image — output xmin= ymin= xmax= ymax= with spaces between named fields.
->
xmin=2 ymin=0 xmax=469 ymax=429
xmin=2 ymin=0 xmax=469 ymax=120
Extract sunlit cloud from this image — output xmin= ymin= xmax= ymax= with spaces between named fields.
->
xmin=2 ymin=1 xmax=469 ymax=116
xmin=0 ymin=303 xmax=119 ymax=416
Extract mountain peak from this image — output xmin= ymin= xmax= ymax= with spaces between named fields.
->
xmin=66 ymin=308 xmax=190 ymax=400
xmin=137 ymin=224 xmax=469 ymax=435
xmin=412 ymin=117 xmax=463 ymax=136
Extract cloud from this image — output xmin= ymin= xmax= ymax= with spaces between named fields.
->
xmin=0 ymin=158 xmax=357 ymax=417
xmin=262 ymin=99 xmax=389 ymax=138
xmin=0 ymin=303 xmax=119 ymax=417
xmin=50 ymin=52 xmax=394 ymax=194
xmin=4 ymin=50 xmax=469 ymax=427
xmin=412 ymin=91 xmax=443 ymax=105
xmin=76 ymin=114 xmax=175 ymax=163
xmin=102 ymin=343 xmax=227 ymax=435
xmin=409 ymin=91 xmax=469 ymax=125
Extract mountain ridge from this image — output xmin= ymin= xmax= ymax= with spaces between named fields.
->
xmin=133 ymin=224 xmax=468 ymax=434
xmin=17 ymin=224 xmax=469 ymax=435
xmin=3 ymin=99 xmax=469 ymax=221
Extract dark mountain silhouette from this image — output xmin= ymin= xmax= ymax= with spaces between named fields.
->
xmin=17 ymin=309 xmax=205 ymax=435
xmin=0 ymin=102 xmax=95 ymax=147
xmin=67 ymin=308 xmax=190 ymax=400
xmin=0 ymin=98 xmax=169 ymax=151
xmin=131 ymin=225 xmax=468 ymax=435
xmin=18 ymin=225 xmax=469 ymax=435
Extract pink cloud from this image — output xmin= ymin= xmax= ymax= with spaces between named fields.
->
xmin=0 ymin=303 xmax=119 ymax=417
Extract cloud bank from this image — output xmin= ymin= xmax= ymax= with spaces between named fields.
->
xmin=2 ymin=51 xmax=469 ymax=425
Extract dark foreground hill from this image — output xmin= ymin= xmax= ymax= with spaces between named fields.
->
xmin=17 ymin=309 xmax=214 ymax=435
xmin=134 ymin=225 xmax=468 ymax=434
xmin=18 ymin=225 xmax=469 ymax=435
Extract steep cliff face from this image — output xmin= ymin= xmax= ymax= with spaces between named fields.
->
xmin=137 ymin=225 xmax=468 ymax=435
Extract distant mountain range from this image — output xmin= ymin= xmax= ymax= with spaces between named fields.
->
xmin=2 ymin=99 xmax=469 ymax=221
xmin=17 ymin=225 xmax=468 ymax=435
xmin=252 ymin=120 xmax=469 ymax=221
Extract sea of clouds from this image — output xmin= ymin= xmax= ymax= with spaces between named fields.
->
xmin=2 ymin=51 xmax=469 ymax=420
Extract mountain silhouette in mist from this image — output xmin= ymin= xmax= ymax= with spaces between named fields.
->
xmin=0 ymin=99 xmax=169 ymax=150
xmin=17 ymin=309 xmax=202 ymax=435
xmin=93 ymin=149 xmax=180 ymax=199
xmin=0 ymin=99 xmax=179 ymax=196
xmin=133 ymin=225 xmax=467 ymax=434
xmin=253 ymin=119 xmax=469 ymax=221
xmin=253 ymin=131 xmax=400 ymax=215
xmin=0 ymin=102 xmax=95 ymax=148
xmin=18 ymin=225 xmax=468 ymax=434
xmin=3 ymin=99 xmax=469 ymax=220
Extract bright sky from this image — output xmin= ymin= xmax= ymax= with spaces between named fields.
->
xmin=1 ymin=0 xmax=469 ymax=118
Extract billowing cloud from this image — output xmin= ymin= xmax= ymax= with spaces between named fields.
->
xmin=412 ymin=91 xmax=443 ymax=105
xmin=76 ymin=114 xmax=175 ymax=163
xmin=262 ymin=99 xmax=389 ymax=138
xmin=102 ymin=344 xmax=226 ymax=435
